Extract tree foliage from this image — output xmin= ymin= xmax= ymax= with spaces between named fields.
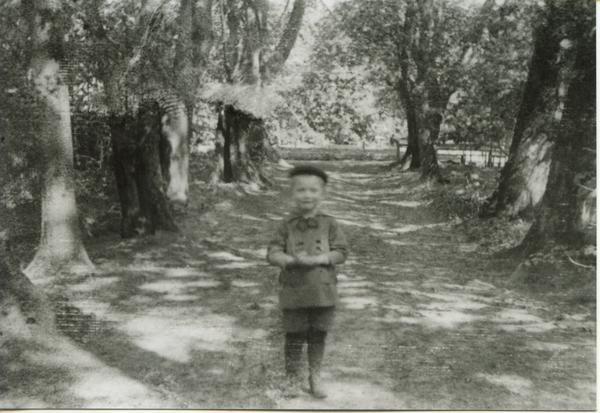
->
xmin=207 ymin=0 xmax=307 ymax=187
xmin=0 ymin=3 xmax=43 ymax=213
xmin=443 ymin=1 xmax=535 ymax=147
xmin=283 ymin=67 xmax=381 ymax=145
xmin=304 ymin=0 xmax=535 ymax=178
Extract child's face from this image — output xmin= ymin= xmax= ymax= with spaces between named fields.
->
xmin=290 ymin=174 xmax=326 ymax=214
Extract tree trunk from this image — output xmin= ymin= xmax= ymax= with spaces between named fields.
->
xmin=210 ymin=112 xmax=226 ymax=185
xmin=168 ymin=0 xmax=214 ymax=202
xmin=482 ymin=5 xmax=564 ymax=218
xmin=136 ymin=101 xmax=179 ymax=230
xmin=25 ymin=148 xmax=94 ymax=279
xmin=247 ymin=117 xmax=285 ymax=166
xmin=24 ymin=0 xmax=93 ymax=279
xmin=213 ymin=0 xmax=305 ymax=185
xmin=262 ymin=133 xmax=286 ymax=165
xmin=91 ymin=0 xmax=202 ymax=237
xmin=212 ymin=105 xmax=272 ymax=189
xmin=168 ymin=0 xmax=194 ymax=205
xmin=392 ymin=0 xmax=496 ymax=181
xmin=397 ymin=82 xmax=444 ymax=180
xmin=1 ymin=232 xmax=55 ymax=330
xmin=110 ymin=102 xmax=178 ymax=238
xmin=110 ymin=114 xmax=143 ymax=238
xmin=396 ymin=80 xmax=421 ymax=170
xmin=265 ymin=0 xmax=307 ymax=78
xmin=158 ymin=97 xmax=190 ymax=204
xmin=402 ymin=124 xmax=421 ymax=170
xmin=393 ymin=0 xmax=444 ymax=181
xmin=418 ymin=112 xmax=444 ymax=181
xmin=519 ymin=1 xmax=595 ymax=253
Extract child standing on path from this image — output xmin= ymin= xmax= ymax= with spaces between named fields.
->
xmin=267 ymin=165 xmax=348 ymax=399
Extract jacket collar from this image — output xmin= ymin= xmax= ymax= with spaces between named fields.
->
xmin=285 ymin=208 xmax=327 ymax=222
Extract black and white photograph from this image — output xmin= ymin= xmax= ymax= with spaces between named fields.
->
xmin=0 ymin=0 xmax=595 ymax=409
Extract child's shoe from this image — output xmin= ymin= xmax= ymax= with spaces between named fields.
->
xmin=309 ymin=373 xmax=327 ymax=399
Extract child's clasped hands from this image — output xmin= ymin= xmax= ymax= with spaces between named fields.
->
xmin=291 ymin=250 xmax=330 ymax=267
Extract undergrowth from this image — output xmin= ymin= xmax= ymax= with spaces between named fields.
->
xmin=459 ymin=217 xmax=530 ymax=254
xmin=510 ymin=244 xmax=597 ymax=312
xmin=427 ymin=165 xmax=498 ymax=222
xmin=422 ymin=163 xmax=595 ymax=309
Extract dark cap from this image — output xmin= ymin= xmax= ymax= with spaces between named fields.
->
xmin=289 ymin=165 xmax=328 ymax=184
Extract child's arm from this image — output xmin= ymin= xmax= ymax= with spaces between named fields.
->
xmin=326 ymin=218 xmax=348 ymax=265
xmin=267 ymin=221 xmax=296 ymax=270
xmin=268 ymin=250 xmax=296 ymax=269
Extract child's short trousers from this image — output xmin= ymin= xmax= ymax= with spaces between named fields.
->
xmin=282 ymin=306 xmax=335 ymax=333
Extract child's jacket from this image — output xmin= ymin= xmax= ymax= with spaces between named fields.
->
xmin=267 ymin=211 xmax=348 ymax=309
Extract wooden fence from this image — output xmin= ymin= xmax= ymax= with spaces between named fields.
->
xmin=279 ymin=144 xmax=508 ymax=167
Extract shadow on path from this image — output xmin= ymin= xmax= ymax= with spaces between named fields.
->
xmin=3 ymin=160 xmax=594 ymax=409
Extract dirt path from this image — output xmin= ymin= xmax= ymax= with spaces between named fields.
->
xmin=3 ymin=161 xmax=595 ymax=409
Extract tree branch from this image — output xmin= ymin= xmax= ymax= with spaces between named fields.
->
xmin=118 ymin=0 xmax=169 ymax=87
xmin=265 ymin=0 xmax=306 ymax=77
xmin=460 ymin=0 xmax=495 ymax=66
xmin=575 ymin=183 xmax=596 ymax=193
xmin=316 ymin=0 xmax=337 ymax=22
xmin=566 ymin=254 xmax=595 ymax=269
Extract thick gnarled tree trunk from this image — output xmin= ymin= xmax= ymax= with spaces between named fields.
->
xmin=80 ymin=0 xmax=202 ymax=238
xmin=392 ymin=0 xmax=496 ymax=182
xmin=482 ymin=4 xmax=566 ymax=218
xmin=519 ymin=1 xmax=595 ymax=253
xmin=392 ymin=1 xmax=453 ymax=181
xmin=96 ymin=0 xmax=212 ymax=237
xmin=170 ymin=0 xmax=213 ymax=201
xmin=211 ymin=105 xmax=272 ymax=189
xmin=395 ymin=78 xmax=445 ymax=180
xmin=110 ymin=102 xmax=178 ymax=238
xmin=24 ymin=0 xmax=93 ymax=280
xmin=157 ymin=97 xmax=190 ymax=204
xmin=418 ymin=111 xmax=444 ymax=181
xmin=211 ymin=0 xmax=306 ymax=187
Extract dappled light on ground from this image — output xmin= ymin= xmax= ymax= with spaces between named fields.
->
xmin=3 ymin=161 xmax=594 ymax=409
xmin=215 ymin=261 xmax=261 ymax=269
xmin=206 ymin=251 xmax=245 ymax=261
xmin=70 ymin=276 xmax=120 ymax=292
xmin=1 ymin=301 xmax=170 ymax=408
xmin=236 ymin=247 xmax=268 ymax=258
xmin=138 ymin=279 xmax=222 ymax=297
xmin=475 ymin=373 xmax=533 ymax=395
xmin=279 ymin=379 xmax=407 ymax=410
xmin=119 ymin=308 xmax=268 ymax=362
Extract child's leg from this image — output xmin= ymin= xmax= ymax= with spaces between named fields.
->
xmin=282 ymin=309 xmax=309 ymax=398
xmin=307 ymin=326 xmax=328 ymax=398
xmin=284 ymin=332 xmax=305 ymax=377
xmin=306 ymin=306 xmax=335 ymax=398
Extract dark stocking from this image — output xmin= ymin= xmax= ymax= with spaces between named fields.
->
xmin=306 ymin=327 xmax=327 ymax=398
xmin=284 ymin=332 xmax=306 ymax=377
